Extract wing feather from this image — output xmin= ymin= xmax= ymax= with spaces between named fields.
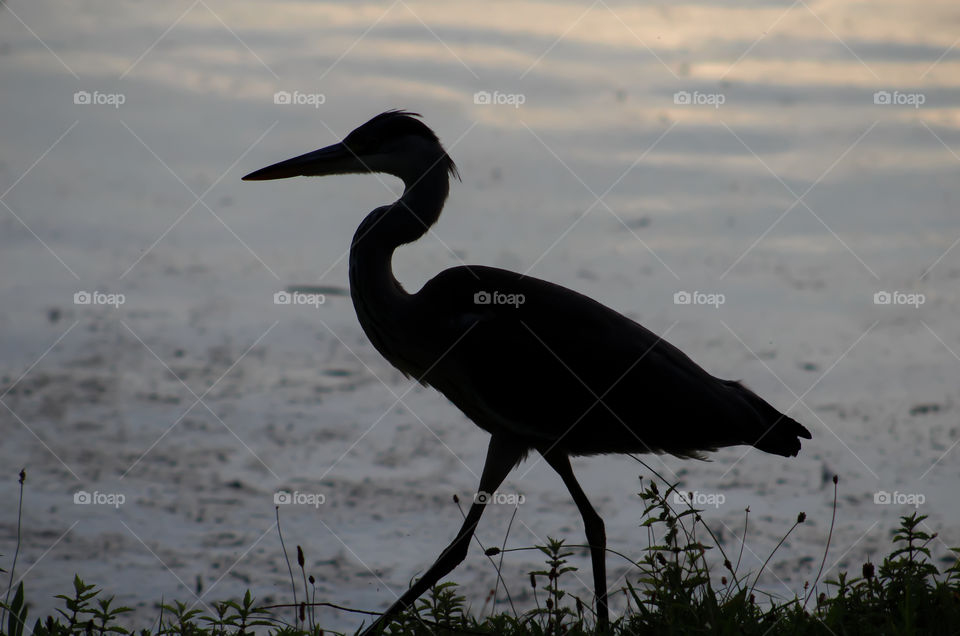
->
xmin=415 ymin=266 xmax=772 ymax=456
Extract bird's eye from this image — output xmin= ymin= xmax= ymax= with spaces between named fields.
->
xmin=347 ymin=136 xmax=379 ymax=153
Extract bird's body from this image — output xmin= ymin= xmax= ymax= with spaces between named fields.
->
xmin=244 ymin=110 xmax=811 ymax=634
xmin=366 ymin=261 xmax=803 ymax=459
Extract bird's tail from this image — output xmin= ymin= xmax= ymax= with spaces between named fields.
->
xmin=729 ymin=381 xmax=812 ymax=457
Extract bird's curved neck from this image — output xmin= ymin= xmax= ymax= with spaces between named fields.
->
xmin=348 ymin=163 xmax=450 ymax=359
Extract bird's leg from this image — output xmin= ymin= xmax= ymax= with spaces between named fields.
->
xmin=540 ymin=450 xmax=609 ymax=632
xmin=361 ymin=435 xmax=522 ymax=635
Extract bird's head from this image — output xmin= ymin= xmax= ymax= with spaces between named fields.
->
xmin=242 ymin=110 xmax=459 ymax=185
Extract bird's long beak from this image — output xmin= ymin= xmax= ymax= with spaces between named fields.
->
xmin=242 ymin=142 xmax=357 ymax=181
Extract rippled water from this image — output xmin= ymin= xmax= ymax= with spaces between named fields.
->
xmin=2 ymin=1 xmax=959 ymax=630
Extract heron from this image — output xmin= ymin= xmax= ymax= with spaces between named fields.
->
xmin=243 ymin=110 xmax=811 ymax=634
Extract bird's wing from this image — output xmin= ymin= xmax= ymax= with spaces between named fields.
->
xmin=415 ymin=266 xmax=763 ymax=456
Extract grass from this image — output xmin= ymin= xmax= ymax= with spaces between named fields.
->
xmin=3 ymin=469 xmax=959 ymax=635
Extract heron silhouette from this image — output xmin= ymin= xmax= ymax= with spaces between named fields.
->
xmin=243 ymin=110 xmax=811 ymax=634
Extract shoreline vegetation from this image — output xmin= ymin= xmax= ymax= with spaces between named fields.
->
xmin=3 ymin=471 xmax=958 ymax=636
